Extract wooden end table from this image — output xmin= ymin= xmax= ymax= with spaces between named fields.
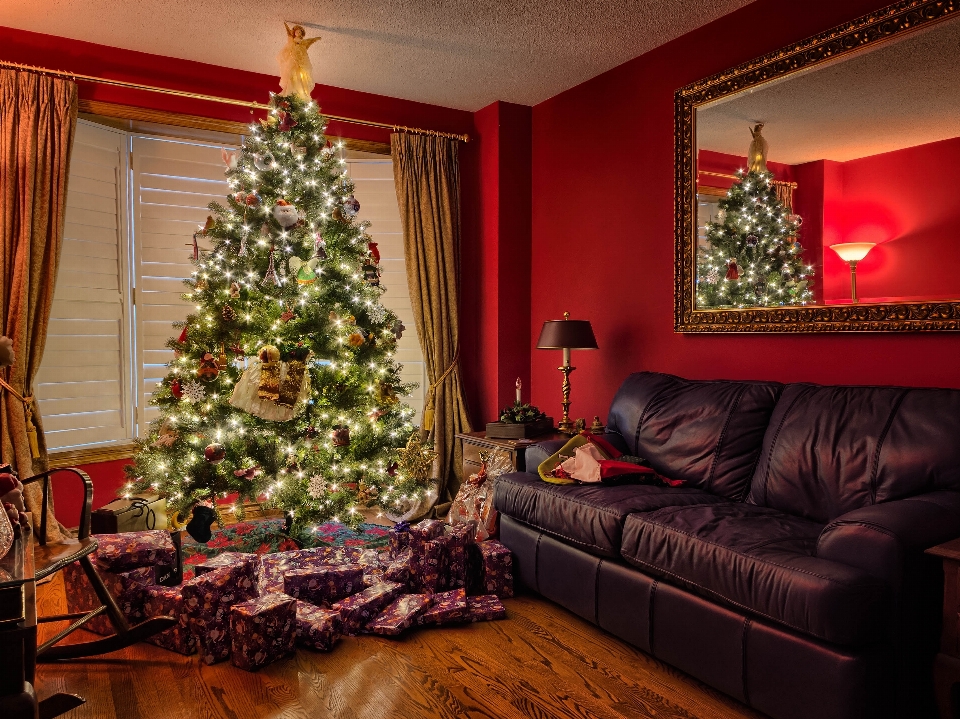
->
xmin=457 ymin=430 xmax=567 ymax=480
xmin=926 ymin=538 xmax=960 ymax=719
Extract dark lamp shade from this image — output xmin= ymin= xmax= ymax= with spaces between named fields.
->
xmin=536 ymin=319 xmax=598 ymax=350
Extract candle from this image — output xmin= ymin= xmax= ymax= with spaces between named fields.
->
xmin=516 ymin=377 xmax=522 ymax=405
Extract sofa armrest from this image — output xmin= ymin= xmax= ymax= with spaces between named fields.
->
xmin=524 ymin=439 xmax=569 ymax=471
xmin=816 ymin=491 xmax=960 ymax=584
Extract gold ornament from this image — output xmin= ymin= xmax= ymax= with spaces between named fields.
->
xmin=748 ymin=123 xmax=768 ymax=174
xmin=257 ymin=345 xmax=281 ymax=401
xmin=395 ymin=431 xmax=437 ymax=483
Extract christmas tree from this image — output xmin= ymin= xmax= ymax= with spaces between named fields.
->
xmin=125 ymin=93 xmax=432 ymax=538
xmin=697 ymin=129 xmax=812 ymax=308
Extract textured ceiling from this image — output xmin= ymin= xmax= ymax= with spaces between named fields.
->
xmin=0 ymin=0 xmax=754 ymax=111
xmin=697 ymin=17 xmax=960 ymax=164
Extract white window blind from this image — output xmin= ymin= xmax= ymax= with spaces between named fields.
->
xmin=345 ymin=155 xmax=427 ymax=419
xmin=131 ymin=136 xmax=236 ymax=429
xmin=35 ymin=120 xmax=132 ymax=450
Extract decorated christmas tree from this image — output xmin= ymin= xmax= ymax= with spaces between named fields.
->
xmin=696 ymin=125 xmax=812 ymax=308
xmin=124 ymin=92 xmax=433 ymax=539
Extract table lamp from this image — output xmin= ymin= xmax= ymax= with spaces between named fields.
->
xmin=537 ymin=312 xmax=598 ymax=434
xmin=829 ymin=243 xmax=876 ymax=304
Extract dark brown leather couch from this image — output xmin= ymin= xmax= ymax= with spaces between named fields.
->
xmin=493 ymin=372 xmax=960 ymax=719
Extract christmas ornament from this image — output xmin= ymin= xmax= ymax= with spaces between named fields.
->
xmin=304 ymin=426 xmax=318 ymax=439
xmin=254 ymin=152 xmax=276 ymax=171
xmin=217 ymin=346 xmax=229 ymax=370
xmin=257 ymin=345 xmax=282 ymax=401
xmin=725 ymin=260 xmax=740 ymax=281
xmin=277 ymin=344 xmax=311 ymax=408
xmin=367 ymin=241 xmax=380 ymax=263
xmin=278 ymin=111 xmax=298 ymax=131
xmin=228 ymin=353 xmax=312 ymax=422
xmin=342 ymin=195 xmax=360 ymax=217
xmin=331 ymin=207 xmax=346 ymax=222
xmin=281 ymin=308 xmax=296 ymax=323
xmin=356 ymin=480 xmax=377 ymax=505
xmin=197 ymin=352 xmax=220 ymax=382
xmin=186 ymin=505 xmax=216 ymax=543
xmin=180 ymin=380 xmax=206 ymax=404
xmin=261 ymin=246 xmax=281 ymax=287
xmin=245 ymin=191 xmax=260 ymax=207
xmin=239 ymin=232 xmax=248 ymax=257
xmin=291 ymin=145 xmax=307 ymax=159
xmin=170 ymin=379 xmax=183 ymax=399
xmin=221 ymin=148 xmax=238 ymax=171
xmin=368 ymin=407 xmax=385 ymax=421
xmin=307 ymin=474 xmax=327 ymax=499
xmin=363 ymin=262 xmax=381 ymax=287
xmin=748 ymin=124 xmax=768 ymax=174
xmin=177 ymin=326 xmax=188 ymax=344
xmin=288 ymin=256 xmax=319 ymax=285
xmin=234 ymin=466 xmax=259 ymax=480
xmin=781 ymin=263 xmax=792 ymax=276
xmin=204 ymin=443 xmax=226 ymax=464
xmin=332 ymin=425 xmax=350 ymax=447
xmin=704 ymin=267 xmax=720 ymax=285
xmin=391 ymin=319 xmax=406 ymax=340
xmin=377 ymin=382 xmax=399 ymax=406
xmin=273 ymin=200 xmax=300 ymax=228
xmin=395 ymin=432 xmax=437 ymax=483
xmin=312 ymin=233 xmax=327 ymax=259
xmin=746 ymin=234 xmax=759 ymax=248
xmin=233 ymin=191 xmax=246 ymax=204
xmin=716 ymin=208 xmax=727 ymax=222
xmin=369 ymin=303 xmax=387 ymax=324
xmin=229 ymin=282 xmax=241 ymax=299
xmin=347 ymin=332 xmax=365 ymax=347
xmin=222 ymin=304 xmax=237 ymax=322
xmin=387 ymin=462 xmax=398 ymax=477
xmin=152 ymin=418 xmax=179 ymax=448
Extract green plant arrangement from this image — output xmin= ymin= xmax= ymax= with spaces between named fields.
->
xmin=499 ymin=402 xmax=547 ymax=424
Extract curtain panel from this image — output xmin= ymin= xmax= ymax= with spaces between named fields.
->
xmin=390 ymin=133 xmax=472 ymax=508
xmin=0 ymin=69 xmax=78 ymax=540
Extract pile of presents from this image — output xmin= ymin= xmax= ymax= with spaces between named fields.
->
xmin=64 ymin=519 xmax=512 ymax=671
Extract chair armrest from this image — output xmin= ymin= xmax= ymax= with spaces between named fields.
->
xmin=816 ymin=491 xmax=960 ymax=584
xmin=22 ymin=467 xmax=94 ymax=543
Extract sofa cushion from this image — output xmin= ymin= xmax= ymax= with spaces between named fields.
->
xmin=620 ymin=503 xmax=888 ymax=646
xmin=747 ymin=383 xmax=960 ymax=523
xmin=493 ymin=471 xmax=727 ymax=557
xmin=605 ymin=372 xmax=783 ymax=500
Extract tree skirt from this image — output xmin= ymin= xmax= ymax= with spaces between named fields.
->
xmin=181 ymin=519 xmax=390 ymax=581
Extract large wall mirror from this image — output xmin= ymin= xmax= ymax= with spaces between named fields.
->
xmin=676 ymin=0 xmax=960 ymax=332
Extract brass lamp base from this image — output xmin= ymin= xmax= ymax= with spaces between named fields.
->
xmin=556 ymin=364 xmax=576 ymax=435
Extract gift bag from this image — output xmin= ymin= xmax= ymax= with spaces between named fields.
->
xmin=448 ymin=449 xmax=512 ymax=542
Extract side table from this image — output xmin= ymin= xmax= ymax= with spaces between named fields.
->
xmin=457 ymin=430 xmax=566 ymax=480
xmin=926 ymin=538 xmax=960 ymax=719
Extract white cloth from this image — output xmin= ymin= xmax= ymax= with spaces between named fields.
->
xmin=228 ymin=359 xmax=310 ymax=421
xmin=558 ymin=443 xmax=607 ymax=483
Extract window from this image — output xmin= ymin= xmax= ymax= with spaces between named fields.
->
xmin=38 ymin=119 xmax=426 ymax=453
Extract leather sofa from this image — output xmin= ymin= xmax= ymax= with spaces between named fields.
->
xmin=493 ymin=372 xmax=960 ymax=719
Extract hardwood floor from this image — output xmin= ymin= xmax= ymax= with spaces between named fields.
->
xmin=35 ymin=573 xmax=764 ymax=719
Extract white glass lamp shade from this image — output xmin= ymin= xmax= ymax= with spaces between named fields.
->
xmin=830 ymin=242 xmax=876 ymax=262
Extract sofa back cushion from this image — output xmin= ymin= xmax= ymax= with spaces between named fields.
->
xmin=606 ymin=372 xmax=783 ymax=499
xmin=747 ymin=383 xmax=960 ymax=523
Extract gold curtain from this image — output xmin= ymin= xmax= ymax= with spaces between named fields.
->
xmin=0 ymin=70 xmax=78 ymax=541
xmin=390 ymin=133 xmax=473 ymax=508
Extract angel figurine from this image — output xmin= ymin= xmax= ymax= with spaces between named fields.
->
xmin=747 ymin=123 xmax=769 ymax=174
xmin=278 ymin=22 xmax=321 ymax=101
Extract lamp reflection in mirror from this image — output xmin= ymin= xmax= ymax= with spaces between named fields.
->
xmin=830 ymin=243 xmax=876 ymax=304
xmin=537 ymin=312 xmax=598 ymax=435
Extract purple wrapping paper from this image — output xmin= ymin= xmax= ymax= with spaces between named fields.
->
xmin=444 ymin=522 xmax=477 ymax=590
xmin=260 ymin=548 xmax=338 ymax=593
xmin=333 ymin=581 xmax=404 ymax=635
xmin=416 ymin=588 xmax=469 ymax=626
xmin=418 ymin=536 xmax=451 ymax=594
xmin=283 ymin=565 xmax=364 ymax=605
xmin=63 ymin=556 xmax=155 ymax=635
xmin=230 ymin=593 xmax=297 ymax=671
xmin=366 ymin=594 xmax=433 ymax=636
xmin=93 ymin=530 xmax=177 ymax=572
xmin=142 ymin=585 xmax=196 ymax=654
xmin=388 ymin=523 xmax=410 ymax=557
xmin=182 ymin=560 xmax=258 ymax=665
xmin=295 ymin=600 xmax=342 ymax=651
xmin=467 ymin=595 xmax=507 ymax=622
xmin=477 ymin=541 xmax=514 ymax=598
xmin=196 ymin=552 xmax=260 ymax=579
xmin=407 ymin=519 xmax=447 ymax=591
xmin=383 ymin=548 xmax=413 ymax=587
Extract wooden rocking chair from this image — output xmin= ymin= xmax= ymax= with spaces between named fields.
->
xmin=25 ymin=467 xmax=175 ymax=661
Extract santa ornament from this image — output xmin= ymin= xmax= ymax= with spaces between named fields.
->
xmin=725 ymin=259 xmax=740 ymax=280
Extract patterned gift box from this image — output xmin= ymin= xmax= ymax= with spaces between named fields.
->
xmin=182 ymin=560 xmax=258 ymax=665
xmin=444 ymin=522 xmax=477 ymax=590
xmin=93 ymin=530 xmax=177 ymax=572
xmin=366 ymin=594 xmax=433 ymax=636
xmin=260 ymin=548 xmax=337 ymax=594
xmin=477 ymin=541 xmax=514 ymax=598
xmin=333 ymin=581 xmax=404 ymax=635
xmin=387 ymin=521 xmax=411 ymax=557
xmin=63 ymin=556 xmax=155 ymax=635
xmin=295 ymin=600 xmax=342 ymax=651
xmin=229 ymin=593 xmax=297 ymax=671
xmin=467 ymin=595 xmax=507 ymax=622
xmin=383 ymin=548 xmax=413 ymax=587
xmin=283 ymin=564 xmax=364 ymax=605
xmin=196 ymin=552 xmax=260 ymax=579
xmin=142 ymin=584 xmax=196 ymax=655
xmin=416 ymin=588 xmax=469 ymax=626
xmin=408 ymin=519 xmax=447 ymax=591
xmin=418 ymin=536 xmax=452 ymax=594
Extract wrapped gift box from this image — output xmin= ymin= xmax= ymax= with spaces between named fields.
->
xmin=418 ymin=536 xmax=451 ymax=594
xmin=445 ymin=522 xmax=477 ymax=590
xmin=467 ymin=595 xmax=507 ymax=622
xmin=388 ymin=522 xmax=411 ymax=558
xmin=182 ymin=560 xmax=258 ymax=665
xmin=333 ymin=581 xmax=404 ymax=635
xmin=142 ymin=584 xmax=196 ymax=655
xmin=92 ymin=494 xmax=168 ymax=534
xmin=230 ymin=593 xmax=297 ymax=671
xmin=93 ymin=530 xmax=177 ymax=572
xmin=295 ymin=600 xmax=342 ymax=651
xmin=283 ymin=565 xmax=364 ymax=605
xmin=63 ymin=556 xmax=155 ymax=635
xmin=366 ymin=594 xmax=433 ymax=636
xmin=477 ymin=541 xmax=514 ymax=598
xmin=260 ymin=548 xmax=337 ymax=593
xmin=416 ymin=588 xmax=469 ymax=626
xmin=383 ymin=548 xmax=413 ymax=587
xmin=195 ymin=552 xmax=260 ymax=579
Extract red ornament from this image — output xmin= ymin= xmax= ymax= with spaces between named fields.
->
xmin=725 ymin=259 xmax=740 ymax=280
xmin=332 ymin=425 xmax=350 ymax=447
xmin=386 ymin=462 xmax=399 ymax=477
xmin=177 ymin=326 xmax=188 ymax=344
xmin=171 ymin=379 xmax=183 ymax=399
xmin=278 ymin=111 xmax=297 ymax=131
xmin=245 ymin=191 xmax=260 ymax=206
xmin=280 ymin=309 xmax=296 ymax=323
xmin=367 ymin=241 xmax=380 ymax=264
xmin=204 ymin=443 xmax=226 ymax=464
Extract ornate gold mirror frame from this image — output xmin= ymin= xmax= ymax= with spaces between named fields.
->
xmin=675 ymin=0 xmax=960 ymax=333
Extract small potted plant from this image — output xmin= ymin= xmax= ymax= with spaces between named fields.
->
xmin=486 ymin=399 xmax=553 ymax=439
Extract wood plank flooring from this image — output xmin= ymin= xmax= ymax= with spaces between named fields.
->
xmin=35 ymin=573 xmax=764 ymax=719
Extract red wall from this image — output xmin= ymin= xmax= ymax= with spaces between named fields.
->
xmin=529 ymin=0 xmax=960 ymax=427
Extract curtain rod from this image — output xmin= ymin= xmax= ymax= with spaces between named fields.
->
xmin=0 ymin=59 xmax=470 ymax=142
xmin=699 ymin=169 xmax=797 ymax=188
